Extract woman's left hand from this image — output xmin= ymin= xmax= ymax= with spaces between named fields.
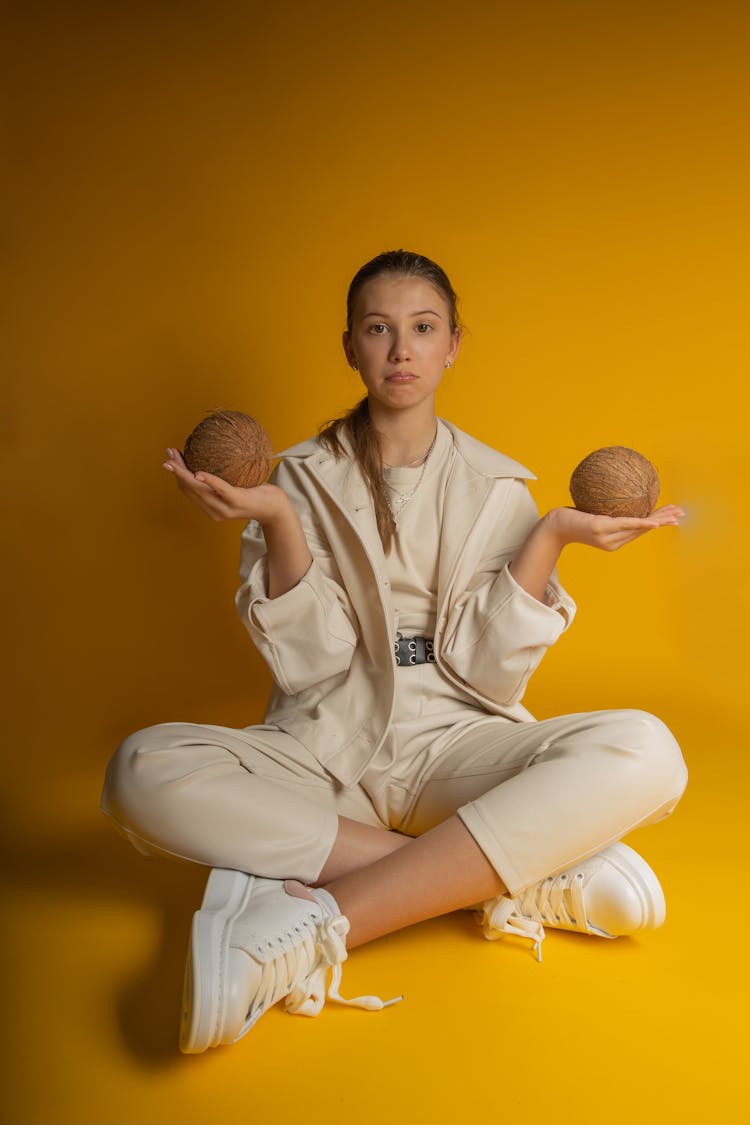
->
xmin=542 ymin=504 xmax=685 ymax=552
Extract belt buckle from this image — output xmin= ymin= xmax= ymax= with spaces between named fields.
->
xmin=394 ymin=633 xmax=435 ymax=667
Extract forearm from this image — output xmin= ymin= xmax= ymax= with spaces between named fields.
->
xmin=262 ymin=498 xmax=314 ymax=599
xmin=508 ymin=513 xmax=564 ymax=605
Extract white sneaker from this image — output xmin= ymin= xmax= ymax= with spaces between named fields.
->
xmin=477 ymin=843 xmax=667 ymax=962
xmin=180 ymin=869 xmax=400 ymax=1053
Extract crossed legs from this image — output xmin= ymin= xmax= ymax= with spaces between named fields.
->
xmin=103 ymin=708 xmax=687 ymax=949
xmin=104 ymin=709 xmax=687 ymax=1050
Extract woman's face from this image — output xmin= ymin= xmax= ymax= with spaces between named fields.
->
xmin=343 ymin=273 xmax=461 ymax=415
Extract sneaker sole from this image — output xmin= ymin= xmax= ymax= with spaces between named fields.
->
xmin=179 ymin=868 xmax=254 ymax=1054
xmin=601 ymin=842 xmax=667 ymax=930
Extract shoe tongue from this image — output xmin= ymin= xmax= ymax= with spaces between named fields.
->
xmin=283 ymin=879 xmax=318 ymax=903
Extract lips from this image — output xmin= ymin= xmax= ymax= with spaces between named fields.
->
xmin=386 ymin=371 xmax=417 ymax=383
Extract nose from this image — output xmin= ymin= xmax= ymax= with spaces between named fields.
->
xmin=388 ymin=331 xmax=411 ymax=363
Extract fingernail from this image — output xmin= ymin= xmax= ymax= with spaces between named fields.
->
xmin=163 ymin=463 xmax=174 ymax=472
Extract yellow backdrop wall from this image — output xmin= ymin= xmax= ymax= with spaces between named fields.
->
xmin=7 ymin=2 xmax=747 ymax=804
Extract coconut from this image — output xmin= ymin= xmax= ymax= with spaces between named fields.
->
xmin=182 ymin=411 xmax=274 ymax=488
xmin=569 ymin=446 xmax=660 ymax=517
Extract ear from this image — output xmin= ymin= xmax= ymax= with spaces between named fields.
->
xmin=447 ymin=327 xmax=462 ymax=365
xmin=342 ymin=330 xmax=357 ymax=369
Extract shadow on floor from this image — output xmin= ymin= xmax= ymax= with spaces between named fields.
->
xmin=7 ymin=815 xmax=208 ymax=1067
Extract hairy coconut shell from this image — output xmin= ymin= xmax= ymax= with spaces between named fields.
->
xmin=183 ymin=411 xmax=274 ymax=488
xmin=570 ymin=446 xmax=660 ymax=517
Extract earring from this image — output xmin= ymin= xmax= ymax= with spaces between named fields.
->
xmin=445 ymin=360 xmax=452 ymax=369
xmin=351 ymin=363 xmax=358 ymax=371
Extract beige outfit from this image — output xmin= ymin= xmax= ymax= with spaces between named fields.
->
xmin=102 ymin=422 xmax=687 ymax=894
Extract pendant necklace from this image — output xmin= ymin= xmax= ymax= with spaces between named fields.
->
xmin=384 ymin=428 xmax=438 ymax=521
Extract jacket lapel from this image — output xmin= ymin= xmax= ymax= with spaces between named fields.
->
xmin=437 ymin=422 xmax=535 ymax=611
xmin=437 ymin=456 xmax=494 ymax=610
xmin=310 ymin=450 xmax=388 ymax=575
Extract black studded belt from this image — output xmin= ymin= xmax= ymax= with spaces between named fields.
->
xmin=394 ymin=634 xmax=436 ymax=667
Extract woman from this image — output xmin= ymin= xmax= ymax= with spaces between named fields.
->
xmin=102 ymin=250 xmax=688 ymax=1053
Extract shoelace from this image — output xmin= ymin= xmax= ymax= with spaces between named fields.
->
xmin=518 ymin=871 xmax=588 ymax=931
xmin=481 ymin=871 xmax=589 ymax=962
xmin=245 ymin=915 xmax=402 ymax=1030
xmin=481 ymin=897 xmax=546 ymax=962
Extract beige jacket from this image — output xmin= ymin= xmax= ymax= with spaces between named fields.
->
xmin=236 ymin=422 xmax=576 ymax=786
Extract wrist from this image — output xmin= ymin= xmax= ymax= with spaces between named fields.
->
xmin=257 ymin=485 xmax=295 ymax=530
xmin=535 ymin=509 xmax=568 ymax=552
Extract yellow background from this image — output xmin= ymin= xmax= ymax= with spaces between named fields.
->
xmin=4 ymin=2 xmax=749 ymax=1122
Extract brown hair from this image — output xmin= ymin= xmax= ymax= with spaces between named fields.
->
xmin=319 ymin=250 xmax=460 ymax=553
xmin=345 ymin=249 xmax=460 ymax=334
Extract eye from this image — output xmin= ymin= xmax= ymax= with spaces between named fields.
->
xmin=416 ymin=323 xmax=433 ymax=333
xmin=367 ymin=323 xmax=388 ymax=335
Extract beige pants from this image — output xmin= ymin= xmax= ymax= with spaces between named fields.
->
xmin=102 ymin=667 xmax=687 ymax=896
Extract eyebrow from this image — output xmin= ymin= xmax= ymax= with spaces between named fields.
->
xmin=361 ymin=309 xmax=443 ymax=319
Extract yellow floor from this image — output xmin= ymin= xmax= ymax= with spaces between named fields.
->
xmin=5 ymin=705 xmax=746 ymax=1125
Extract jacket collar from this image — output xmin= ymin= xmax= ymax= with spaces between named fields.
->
xmin=440 ymin=421 xmax=535 ymax=481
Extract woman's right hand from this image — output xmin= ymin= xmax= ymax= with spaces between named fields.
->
xmin=162 ymin=447 xmax=288 ymax=525
xmin=163 ymin=448 xmax=313 ymax=597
